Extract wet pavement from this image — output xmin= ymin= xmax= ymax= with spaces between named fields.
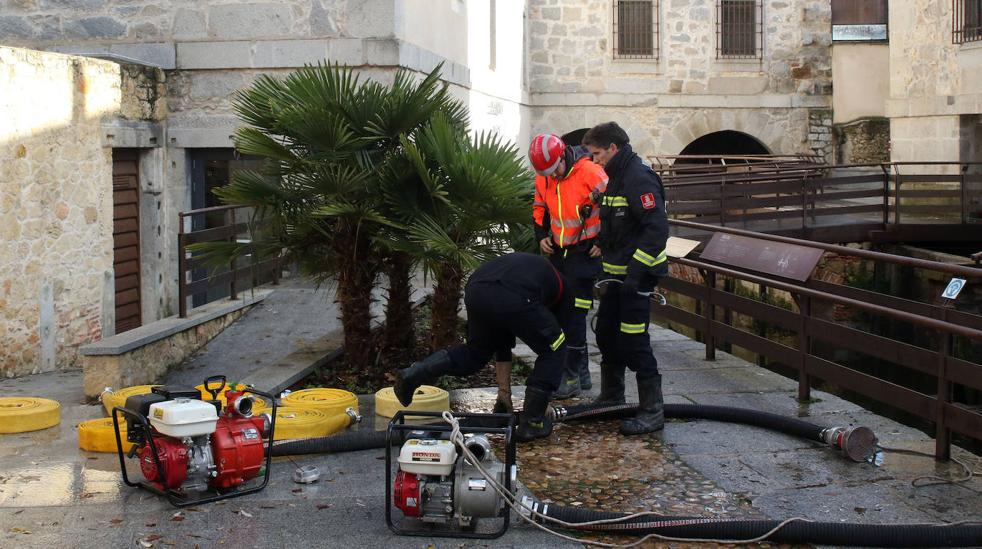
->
xmin=1 ymin=294 xmax=981 ymax=547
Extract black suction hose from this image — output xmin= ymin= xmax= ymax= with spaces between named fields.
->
xmin=527 ymin=502 xmax=982 ymax=547
xmin=269 ymin=404 xmax=981 ymax=546
xmin=559 ymin=402 xmax=825 ymax=442
xmin=271 ymin=430 xmax=391 ymax=456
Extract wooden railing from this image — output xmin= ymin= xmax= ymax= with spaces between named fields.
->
xmin=178 ymin=205 xmax=281 ymax=318
xmin=658 ymin=162 xmax=982 ymax=240
xmin=659 ymin=220 xmax=982 ymax=459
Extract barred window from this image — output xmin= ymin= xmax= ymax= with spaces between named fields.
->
xmin=613 ymin=0 xmax=658 ymax=59
xmin=717 ymin=0 xmax=762 ymax=59
xmin=831 ymin=0 xmax=888 ymax=41
xmin=954 ymin=0 xmax=982 ymax=44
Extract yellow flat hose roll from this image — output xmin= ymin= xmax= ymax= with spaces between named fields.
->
xmin=78 ymin=418 xmax=131 ymax=453
xmin=282 ymin=388 xmax=359 ymax=416
xmin=265 ymin=407 xmax=352 ymax=440
xmin=0 ymin=397 xmax=61 ymax=433
xmin=374 ymin=385 xmax=450 ymax=418
xmin=101 ymin=385 xmax=158 ymax=416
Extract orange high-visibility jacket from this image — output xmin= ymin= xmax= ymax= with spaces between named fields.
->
xmin=533 ymin=157 xmax=608 ymax=248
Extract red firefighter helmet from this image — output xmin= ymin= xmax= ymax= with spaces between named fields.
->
xmin=528 ymin=133 xmax=566 ymax=177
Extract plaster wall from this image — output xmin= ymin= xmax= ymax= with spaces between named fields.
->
xmin=831 ymin=43 xmax=888 ymax=124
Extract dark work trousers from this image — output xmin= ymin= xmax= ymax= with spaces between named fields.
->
xmin=595 ymin=274 xmax=659 ymax=381
xmin=446 ymin=280 xmax=567 ymax=393
xmin=548 ymin=246 xmax=600 ymax=357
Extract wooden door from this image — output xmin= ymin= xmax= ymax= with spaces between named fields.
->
xmin=112 ymin=150 xmax=141 ymax=333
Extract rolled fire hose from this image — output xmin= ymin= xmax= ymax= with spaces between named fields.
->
xmin=0 ymin=397 xmax=61 ymax=433
xmin=283 ymin=388 xmax=359 ymax=416
xmin=373 ymin=385 xmax=450 ymax=418
xmin=262 ymin=406 xmax=355 ymax=440
xmin=101 ymin=385 xmax=158 ymax=415
xmin=267 ymin=402 xmax=980 ymax=547
xmin=78 ymin=417 xmax=129 ymax=452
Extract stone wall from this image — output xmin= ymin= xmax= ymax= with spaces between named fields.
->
xmin=0 ymin=46 xmax=120 ymax=378
xmin=834 ymin=118 xmax=890 ymax=164
xmin=526 ymin=0 xmax=832 ymax=158
xmin=530 ymin=104 xmax=812 ymax=161
xmin=81 ymin=303 xmax=250 ymax=397
xmin=886 ymin=1 xmax=982 ymax=164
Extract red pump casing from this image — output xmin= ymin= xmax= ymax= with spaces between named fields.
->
xmin=394 ymin=470 xmax=422 ymax=517
xmin=210 ymin=391 xmax=267 ymax=489
xmin=140 ymin=389 xmax=267 ymax=491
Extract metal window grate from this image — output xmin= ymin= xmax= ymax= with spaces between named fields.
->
xmin=613 ymin=0 xmax=658 ymax=59
xmin=954 ymin=0 xmax=982 ymax=44
xmin=717 ymin=0 xmax=762 ymax=59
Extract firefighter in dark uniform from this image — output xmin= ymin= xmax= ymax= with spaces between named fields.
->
xmin=582 ymin=122 xmax=669 ymax=435
xmin=394 ymin=252 xmax=572 ymax=442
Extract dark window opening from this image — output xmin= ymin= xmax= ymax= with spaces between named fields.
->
xmin=614 ymin=0 xmax=658 ymax=59
xmin=718 ymin=0 xmax=762 ymax=59
xmin=954 ymin=0 xmax=982 ymax=44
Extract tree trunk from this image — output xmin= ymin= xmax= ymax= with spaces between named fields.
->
xmin=381 ymin=251 xmax=414 ymax=368
xmin=337 ymin=225 xmax=376 ymax=370
xmin=430 ymin=262 xmax=464 ymax=352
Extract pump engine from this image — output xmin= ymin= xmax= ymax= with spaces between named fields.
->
xmin=387 ymin=411 xmax=516 ymax=539
xmin=111 ymin=376 xmax=275 ymax=506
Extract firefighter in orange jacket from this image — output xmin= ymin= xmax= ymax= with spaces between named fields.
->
xmin=527 ymin=133 xmax=608 ymax=399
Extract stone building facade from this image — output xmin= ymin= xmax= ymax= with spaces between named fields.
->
xmin=886 ymin=1 xmax=982 ymax=168
xmin=525 ymin=0 xmax=833 ymax=160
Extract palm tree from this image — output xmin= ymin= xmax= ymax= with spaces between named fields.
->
xmin=205 ymin=63 xmax=462 ymax=371
xmin=395 ymin=115 xmax=534 ymax=350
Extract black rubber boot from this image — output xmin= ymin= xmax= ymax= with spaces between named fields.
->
xmin=620 ymin=374 xmax=665 ymax=435
xmin=552 ymin=356 xmax=581 ymax=399
xmin=590 ymin=363 xmax=626 ymax=405
xmin=393 ymin=350 xmax=452 ymax=406
xmin=577 ymin=349 xmax=593 ymax=391
xmin=515 ymin=387 xmax=554 ymax=442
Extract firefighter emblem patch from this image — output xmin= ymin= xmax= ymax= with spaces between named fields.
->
xmin=640 ymin=193 xmax=656 ymax=209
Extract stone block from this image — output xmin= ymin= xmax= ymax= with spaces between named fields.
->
xmin=364 ymin=38 xmax=399 ymax=66
xmin=0 ymin=16 xmax=33 ymax=39
xmin=40 ymin=0 xmax=105 ymax=9
xmin=177 ymin=41 xmax=252 ymax=70
xmin=207 ymin=3 xmax=292 ymax=41
xmin=63 ymin=16 xmax=126 ymax=39
xmin=328 ymin=38 xmax=364 ymax=65
xmin=310 ymin=0 xmax=340 ymax=37
xmin=172 ymin=8 xmax=206 ymax=40
xmin=707 ymin=76 xmax=769 ymax=95
xmin=541 ymin=7 xmax=561 ymax=20
xmin=253 ymin=40 xmax=332 ymax=68
xmin=346 ymin=0 xmax=395 ymax=39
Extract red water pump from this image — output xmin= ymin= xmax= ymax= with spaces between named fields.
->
xmin=111 ymin=376 xmax=276 ymax=506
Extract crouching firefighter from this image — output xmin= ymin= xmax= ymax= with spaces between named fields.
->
xmin=394 ymin=252 xmax=572 ymax=442
xmin=583 ymin=122 xmax=669 ymax=436
xmin=528 ymin=133 xmax=607 ymax=400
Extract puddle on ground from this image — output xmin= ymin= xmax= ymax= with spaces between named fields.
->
xmin=455 ymin=398 xmax=803 ymax=548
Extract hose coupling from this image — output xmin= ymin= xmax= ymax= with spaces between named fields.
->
xmin=549 ymin=405 xmax=568 ymax=422
xmin=345 ymin=407 xmax=362 ymax=425
xmin=820 ymin=425 xmax=878 ymax=462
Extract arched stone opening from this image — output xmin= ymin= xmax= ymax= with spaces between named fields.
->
xmin=676 ymin=130 xmax=771 ymax=164
xmin=561 ymin=128 xmax=590 ymax=147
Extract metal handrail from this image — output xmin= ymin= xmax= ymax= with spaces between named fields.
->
xmin=671 ymin=219 xmax=982 ymax=279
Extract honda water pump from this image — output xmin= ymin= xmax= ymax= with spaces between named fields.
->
xmin=111 ymin=376 xmax=276 ymax=506
xmin=386 ymin=411 xmax=517 ymax=539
